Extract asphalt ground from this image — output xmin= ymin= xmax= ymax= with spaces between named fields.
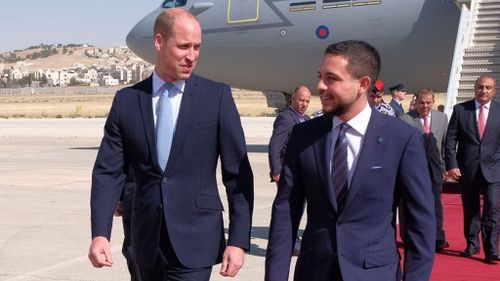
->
xmin=0 ymin=117 xmax=299 ymax=281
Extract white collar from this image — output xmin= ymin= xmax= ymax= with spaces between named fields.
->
xmin=333 ymin=103 xmax=372 ymax=136
xmin=152 ymin=69 xmax=186 ymax=95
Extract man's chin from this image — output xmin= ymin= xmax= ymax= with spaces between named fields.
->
xmin=323 ymin=106 xmax=346 ymax=119
xmin=178 ymin=72 xmax=193 ymax=80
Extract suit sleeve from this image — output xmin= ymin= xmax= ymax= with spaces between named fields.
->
xmin=90 ymin=94 xmax=126 ymax=239
xmin=218 ymin=85 xmax=254 ymax=251
xmin=440 ymin=114 xmax=449 ymax=171
xmin=268 ymin=113 xmax=291 ymax=180
xmin=444 ymin=106 xmax=459 ymax=170
xmin=265 ymin=127 xmax=306 ymax=281
xmin=399 ymin=130 xmax=435 ymax=280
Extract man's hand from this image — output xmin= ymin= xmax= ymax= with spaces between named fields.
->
xmin=447 ymin=168 xmax=461 ymax=181
xmin=114 ymin=201 xmax=123 ymax=217
xmin=88 ymin=236 xmax=113 ymax=268
xmin=220 ymin=246 xmax=245 ymax=277
xmin=271 ymin=174 xmax=280 ymax=183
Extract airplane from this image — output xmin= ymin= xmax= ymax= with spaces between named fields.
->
xmin=126 ymin=0 xmax=461 ymax=97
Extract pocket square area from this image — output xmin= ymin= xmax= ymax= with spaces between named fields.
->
xmin=371 ymin=166 xmax=383 ymax=169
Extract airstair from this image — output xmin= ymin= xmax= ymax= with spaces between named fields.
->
xmin=446 ymin=0 xmax=500 ymax=114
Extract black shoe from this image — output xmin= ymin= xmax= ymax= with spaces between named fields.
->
xmin=435 ymin=240 xmax=449 ymax=252
xmin=485 ymin=255 xmax=499 ymax=264
xmin=460 ymin=247 xmax=480 ymax=257
xmin=487 ymin=255 xmax=500 ymax=261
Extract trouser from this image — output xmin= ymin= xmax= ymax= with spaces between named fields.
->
xmin=432 ymin=182 xmax=446 ymax=241
xmin=460 ymin=170 xmax=500 ymax=256
xmin=137 ymin=222 xmax=212 ymax=281
xmin=122 ymin=217 xmax=142 ymax=281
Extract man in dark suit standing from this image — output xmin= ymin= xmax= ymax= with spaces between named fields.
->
xmin=445 ymin=74 xmax=500 ymax=264
xmin=265 ymin=40 xmax=435 ymax=281
xmin=268 ymin=85 xmax=312 ymax=183
xmin=389 ymin=82 xmax=407 ymax=117
xmin=400 ymin=88 xmax=449 ymax=252
xmin=268 ymin=85 xmax=311 ymax=256
xmin=88 ymin=8 xmax=254 ymax=280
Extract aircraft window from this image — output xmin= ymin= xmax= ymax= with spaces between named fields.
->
xmin=162 ymin=0 xmax=187 ymax=8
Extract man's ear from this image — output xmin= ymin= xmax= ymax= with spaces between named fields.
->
xmin=359 ymin=76 xmax=371 ymax=94
xmin=154 ymin=33 xmax=163 ymax=52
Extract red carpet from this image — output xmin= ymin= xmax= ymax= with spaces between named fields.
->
xmin=399 ymin=194 xmax=500 ymax=280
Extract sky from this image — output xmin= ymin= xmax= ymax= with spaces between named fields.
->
xmin=0 ymin=0 xmax=161 ymax=52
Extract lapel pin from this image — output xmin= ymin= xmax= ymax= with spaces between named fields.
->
xmin=377 ymin=137 xmax=384 ymax=144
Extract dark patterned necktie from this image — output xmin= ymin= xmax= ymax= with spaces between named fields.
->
xmin=332 ymin=123 xmax=350 ymax=202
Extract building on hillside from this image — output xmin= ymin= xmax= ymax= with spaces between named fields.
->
xmin=100 ymin=74 xmax=119 ymax=86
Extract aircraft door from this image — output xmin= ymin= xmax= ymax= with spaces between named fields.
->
xmin=228 ymin=0 xmax=260 ymax=23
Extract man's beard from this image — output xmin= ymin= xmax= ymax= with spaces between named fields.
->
xmin=323 ymin=104 xmax=347 ymax=120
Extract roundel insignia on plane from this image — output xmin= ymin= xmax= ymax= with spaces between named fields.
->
xmin=316 ymin=25 xmax=330 ymax=40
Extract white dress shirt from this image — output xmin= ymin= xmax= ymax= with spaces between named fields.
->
xmin=330 ymin=104 xmax=372 ymax=187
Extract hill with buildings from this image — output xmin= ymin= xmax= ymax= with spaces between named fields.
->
xmin=0 ymin=44 xmax=152 ymax=87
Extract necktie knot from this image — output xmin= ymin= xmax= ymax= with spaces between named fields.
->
xmin=162 ymin=82 xmax=174 ymax=97
xmin=338 ymin=122 xmax=350 ymax=135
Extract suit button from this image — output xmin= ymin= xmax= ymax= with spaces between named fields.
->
xmin=162 ymin=177 xmax=168 ymax=183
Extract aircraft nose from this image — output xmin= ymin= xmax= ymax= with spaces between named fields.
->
xmin=126 ymin=8 xmax=163 ymax=64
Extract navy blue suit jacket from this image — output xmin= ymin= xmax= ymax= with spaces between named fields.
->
xmin=445 ymin=99 xmax=500 ymax=184
xmin=91 ymin=74 xmax=254 ymax=268
xmin=268 ymin=108 xmax=310 ymax=181
xmin=265 ymin=110 xmax=435 ymax=281
xmin=389 ymin=99 xmax=405 ymax=118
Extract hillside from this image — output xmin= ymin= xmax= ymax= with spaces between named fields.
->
xmin=0 ymin=44 xmax=148 ymax=70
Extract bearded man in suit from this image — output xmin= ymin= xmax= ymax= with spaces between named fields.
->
xmin=265 ymin=40 xmax=435 ymax=281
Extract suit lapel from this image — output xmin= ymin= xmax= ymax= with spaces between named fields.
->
xmin=137 ymin=76 xmax=160 ymax=171
xmin=312 ymin=117 xmax=338 ymax=211
xmin=164 ymin=75 xmax=197 ymax=174
xmin=408 ymin=111 xmax=424 ymax=133
xmin=344 ymin=110 xmax=389 ymax=210
xmin=288 ymin=109 xmax=301 ymax=125
xmin=483 ymin=100 xmax=498 ymax=139
xmin=465 ymin=100 xmax=481 ymax=141
xmin=430 ymin=110 xmax=436 ymax=135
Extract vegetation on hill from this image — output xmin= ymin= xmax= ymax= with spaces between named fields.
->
xmin=0 ymin=43 xmax=93 ymax=63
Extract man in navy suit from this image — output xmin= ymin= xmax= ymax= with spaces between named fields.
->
xmin=388 ymin=82 xmax=406 ymax=117
xmin=265 ymin=40 xmax=435 ymax=281
xmin=445 ymin=75 xmax=500 ymax=264
xmin=88 ymin=8 xmax=254 ymax=280
xmin=268 ymin=85 xmax=312 ymax=183
xmin=268 ymin=85 xmax=311 ymax=256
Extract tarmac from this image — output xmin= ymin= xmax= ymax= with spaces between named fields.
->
xmin=0 ymin=117 xmax=299 ymax=281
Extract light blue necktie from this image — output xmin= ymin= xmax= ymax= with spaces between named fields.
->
xmin=157 ymin=82 xmax=174 ymax=172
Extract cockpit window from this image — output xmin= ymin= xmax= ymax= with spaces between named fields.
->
xmin=162 ymin=0 xmax=187 ymax=8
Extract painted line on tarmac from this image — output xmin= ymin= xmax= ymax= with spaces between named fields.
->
xmin=4 ymin=245 xmax=122 ymax=281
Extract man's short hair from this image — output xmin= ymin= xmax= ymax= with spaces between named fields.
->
xmin=324 ymin=40 xmax=381 ymax=89
xmin=154 ymin=9 xmax=198 ymax=38
xmin=416 ymin=88 xmax=434 ymax=100
xmin=475 ymin=74 xmax=497 ymax=88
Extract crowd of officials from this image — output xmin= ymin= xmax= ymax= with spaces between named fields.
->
xmin=88 ymin=8 xmax=499 ymax=281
